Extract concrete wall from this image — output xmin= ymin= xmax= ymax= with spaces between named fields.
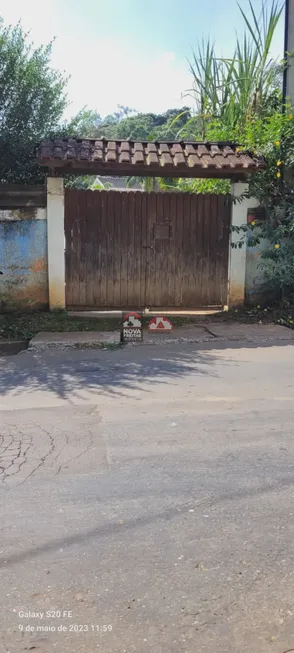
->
xmin=229 ymin=183 xmax=259 ymax=306
xmin=0 ymin=207 xmax=48 ymax=311
xmin=229 ymin=183 xmax=275 ymax=307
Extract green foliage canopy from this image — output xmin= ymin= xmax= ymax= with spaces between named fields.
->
xmin=0 ymin=19 xmax=67 ymax=183
xmin=68 ymin=106 xmax=192 ymax=141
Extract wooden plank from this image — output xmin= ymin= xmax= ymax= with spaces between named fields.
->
xmin=195 ymin=194 xmax=204 ymax=306
xmin=106 ymin=191 xmax=115 ymax=307
xmin=77 ymin=190 xmax=87 ymax=308
xmin=168 ymin=191 xmax=177 ymax=307
xmin=65 ymin=189 xmax=76 ymax=307
xmin=160 ymin=192 xmax=172 ymax=306
xmin=213 ymin=195 xmax=221 ymax=305
xmin=99 ymin=190 xmax=108 ymax=307
xmin=72 ymin=189 xmax=82 ymax=307
xmin=154 ymin=192 xmax=163 ymax=306
xmin=133 ymin=192 xmax=143 ymax=307
xmin=215 ymin=195 xmax=223 ymax=305
xmin=141 ymin=192 xmax=148 ymax=307
xmin=120 ymin=192 xmax=129 ymax=307
xmin=202 ymin=194 xmax=211 ymax=306
xmin=83 ymin=191 xmax=90 ymax=307
xmin=92 ymin=191 xmax=102 ymax=307
xmin=189 ymin=193 xmax=198 ymax=307
xmin=145 ymin=192 xmax=156 ymax=307
xmin=206 ymin=195 xmax=215 ymax=304
xmin=127 ymin=192 xmax=135 ymax=307
xmin=0 ymin=184 xmax=46 ymax=208
xmin=0 ymin=184 xmax=45 ymax=191
xmin=85 ymin=191 xmax=95 ymax=308
xmin=174 ymin=193 xmax=184 ymax=307
xmin=113 ymin=191 xmax=122 ymax=307
xmin=181 ymin=193 xmax=192 ymax=307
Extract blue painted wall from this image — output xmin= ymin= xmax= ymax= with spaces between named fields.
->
xmin=0 ymin=215 xmax=48 ymax=310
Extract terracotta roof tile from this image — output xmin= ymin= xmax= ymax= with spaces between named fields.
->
xmin=134 ymin=142 xmax=144 ymax=152
xmin=119 ymin=150 xmax=130 ymax=164
xmin=37 ymin=138 xmax=265 ymax=178
xmin=132 ymin=150 xmax=144 ymax=164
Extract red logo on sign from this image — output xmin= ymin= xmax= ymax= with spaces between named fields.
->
xmin=148 ymin=316 xmax=173 ymax=333
xmin=123 ymin=313 xmax=142 ymax=327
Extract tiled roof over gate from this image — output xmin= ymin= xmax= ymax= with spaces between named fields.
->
xmin=37 ymin=138 xmax=265 ymax=178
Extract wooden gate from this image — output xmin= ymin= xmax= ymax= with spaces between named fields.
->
xmin=65 ymin=189 xmax=231 ymax=309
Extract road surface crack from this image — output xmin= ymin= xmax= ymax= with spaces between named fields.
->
xmin=19 ymin=423 xmax=56 ymax=484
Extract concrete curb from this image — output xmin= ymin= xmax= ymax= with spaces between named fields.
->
xmin=28 ymin=331 xmax=121 ymax=352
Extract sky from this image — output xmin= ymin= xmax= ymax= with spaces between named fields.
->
xmin=0 ymin=0 xmax=285 ymax=120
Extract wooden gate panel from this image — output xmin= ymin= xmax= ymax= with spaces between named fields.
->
xmin=65 ymin=189 xmax=231 ymax=309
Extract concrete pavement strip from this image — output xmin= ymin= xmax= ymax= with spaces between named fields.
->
xmin=205 ymin=322 xmax=294 ymax=341
xmin=27 ymin=322 xmax=294 ymax=352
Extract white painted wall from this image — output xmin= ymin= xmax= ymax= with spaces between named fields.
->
xmin=229 ymin=182 xmax=259 ymax=306
xmin=47 ymin=177 xmax=65 ymax=310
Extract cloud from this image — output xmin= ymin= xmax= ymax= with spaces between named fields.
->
xmin=1 ymin=0 xmax=192 ymax=118
xmin=53 ymin=39 xmax=192 ymax=118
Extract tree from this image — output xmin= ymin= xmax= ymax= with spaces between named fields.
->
xmin=126 ymin=176 xmax=157 ymax=192
xmin=67 ymin=106 xmax=193 ymax=191
xmin=0 ymin=19 xmax=67 ymax=183
xmin=67 ymin=108 xmax=102 ymax=138
xmin=68 ymin=106 xmax=192 ymax=141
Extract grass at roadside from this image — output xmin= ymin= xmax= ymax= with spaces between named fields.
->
xmin=0 ymin=311 xmax=206 ymax=341
xmin=0 ymin=305 xmax=293 ymax=341
xmin=202 ymin=303 xmax=294 ymax=328
xmin=0 ymin=311 xmax=122 ymax=341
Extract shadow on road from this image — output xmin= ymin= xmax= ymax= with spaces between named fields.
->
xmin=0 ymin=344 xmax=219 ymax=400
xmin=0 ymin=338 xmax=292 ymax=401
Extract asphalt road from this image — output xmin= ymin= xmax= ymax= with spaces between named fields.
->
xmin=1 ymin=340 xmax=294 ymax=653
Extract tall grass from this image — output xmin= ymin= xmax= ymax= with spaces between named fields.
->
xmin=176 ymin=0 xmax=283 ymax=139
